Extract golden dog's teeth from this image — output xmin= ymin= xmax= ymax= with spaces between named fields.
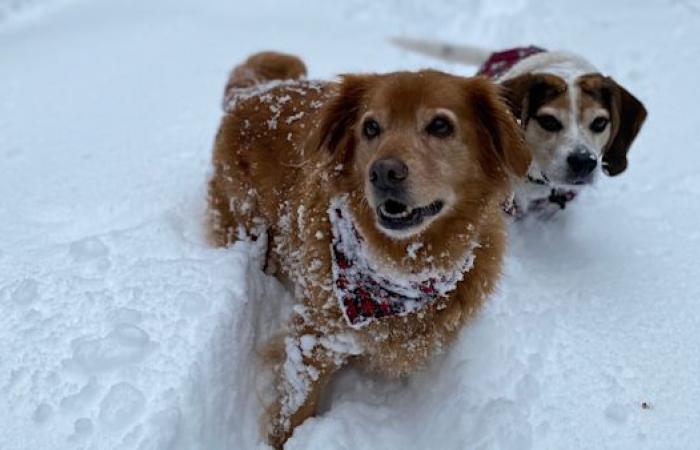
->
xmin=380 ymin=205 xmax=411 ymax=218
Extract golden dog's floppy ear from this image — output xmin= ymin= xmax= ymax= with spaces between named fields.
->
xmin=316 ymin=75 xmax=372 ymax=162
xmin=467 ymin=77 xmax=532 ymax=180
xmin=499 ymin=73 xmax=535 ymax=122
xmin=601 ymin=77 xmax=647 ymax=176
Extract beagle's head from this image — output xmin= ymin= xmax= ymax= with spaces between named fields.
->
xmin=502 ymin=72 xmax=647 ymax=186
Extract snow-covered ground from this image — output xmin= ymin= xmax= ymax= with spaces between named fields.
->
xmin=2 ymin=0 xmax=699 ymax=449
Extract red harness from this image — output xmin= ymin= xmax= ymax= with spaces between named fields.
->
xmin=503 ymin=188 xmax=578 ymax=219
xmin=477 ymin=46 xmax=546 ymax=79
xmin=329 ymin=197 xmax=477 ymax=328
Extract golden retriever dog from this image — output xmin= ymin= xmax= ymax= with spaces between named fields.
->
xmin=207 ymin=51 xmax=530 ymax=448
xmin=392 ymin=38 xmax=647 ymax=218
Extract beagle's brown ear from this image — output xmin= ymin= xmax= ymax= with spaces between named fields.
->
xmin=601 ymin=77 xmax=647 ymax=176
xmin=467 ymin=77 xmax=532 ymax=179
xmin=500 ymin=73 xmax=567 ymax=127
xmin=316 ymin=75 xmax=372 ymax=163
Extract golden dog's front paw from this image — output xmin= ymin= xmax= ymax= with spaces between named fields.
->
xmin=263 ymin=401 xmax=293 ymax=449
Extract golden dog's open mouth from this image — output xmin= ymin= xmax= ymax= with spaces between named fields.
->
xmin=376 ymin=199 xmax=444 ymax=231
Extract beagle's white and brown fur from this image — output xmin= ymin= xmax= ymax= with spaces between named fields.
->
xmin=392 ymin=38 xmax=648 ymax=219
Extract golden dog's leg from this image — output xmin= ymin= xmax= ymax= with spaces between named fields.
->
xmin=266 ymin=329 xmax=355 ymax=449
xmin=207 ymin=174 xmax=265 ymax=247
xmin=206 ymin=177 xmax=240 ymax=247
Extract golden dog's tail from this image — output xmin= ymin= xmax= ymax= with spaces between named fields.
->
xmin=222 ymin=51 xmax=307 ymax=110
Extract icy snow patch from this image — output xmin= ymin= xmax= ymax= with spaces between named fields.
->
xmin=0 ymin=212 xmax=292 ymax=449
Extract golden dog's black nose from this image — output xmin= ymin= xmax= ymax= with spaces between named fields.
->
xmin=370 ymin=158 xmax=408 ymax=191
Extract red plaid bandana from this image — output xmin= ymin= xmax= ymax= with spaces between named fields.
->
xmin=329 ymin=197 xmax=477 ymax=329
xmin=477 ymin=46 xmax=546 ymax=79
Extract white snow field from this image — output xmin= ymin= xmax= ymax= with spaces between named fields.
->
xmin=2 ymin=0 xmax=700 ymax=449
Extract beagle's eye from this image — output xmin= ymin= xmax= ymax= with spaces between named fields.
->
xmin=425 ymin=115 xmax=454 ymax=138
xmin=589 ymin=116 xmax=609 ymax=133
xmin=535 ymin=114 xmax=563 ymax=132
xmin=362 ymin=119 xmax=381 ymax=139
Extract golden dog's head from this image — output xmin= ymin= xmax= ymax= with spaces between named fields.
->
xmin=316 ymin=71 xmax=530 ymax=240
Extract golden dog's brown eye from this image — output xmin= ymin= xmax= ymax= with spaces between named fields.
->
xmin=426 ymin=116 xmax=454 ymax=138
xmin=363 ymin=119 xmax=381 ymax=139
xmin=590 ymin=117 xmax=609 ymax=133
xmin=535 ymin=114 xmax=563 ymax=132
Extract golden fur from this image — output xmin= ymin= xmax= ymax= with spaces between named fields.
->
xmin=207 ymin=51 xmax=530 ymax=448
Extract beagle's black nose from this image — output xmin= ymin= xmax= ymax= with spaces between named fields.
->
xmin=567 ymin=148 xmax=598 ymax=178
xmin=370 ymin=158 xmax=408 ymax=191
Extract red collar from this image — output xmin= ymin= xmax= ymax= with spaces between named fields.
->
xmin=329 ymin=197 xmax=477 ymax=328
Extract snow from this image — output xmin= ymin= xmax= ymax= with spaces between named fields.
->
xmin=1 ymin=0 xmax=699 ymax=449
xmin=406 ymin=241 xmax=423 ymax=260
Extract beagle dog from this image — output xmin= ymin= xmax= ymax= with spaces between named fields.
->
xmin=392 ymin=38 xmax=648 ymax=219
